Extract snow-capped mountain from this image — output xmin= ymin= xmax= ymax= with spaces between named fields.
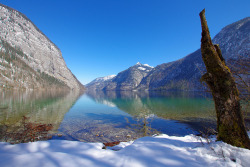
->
xmin=87 ymin=17 xmax=249 ymax=92
xmin=85 ymin=75 xmax=116 ymax=91
xmin=95 ymin=75 xmax=117 ymax=82
xmin=104 ymin=62 xmax=153 ymax=91
xmin=86 ymin=63 xmax=154 ymax=91
xmin=0 ymin=3 xmax=84 ymax=90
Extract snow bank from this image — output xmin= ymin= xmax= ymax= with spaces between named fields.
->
xmin=0 ymin=134 xmax=250 ymax=167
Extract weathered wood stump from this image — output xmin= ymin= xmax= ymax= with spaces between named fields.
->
xmin=199 ymin=9 xmax=250 ymax=149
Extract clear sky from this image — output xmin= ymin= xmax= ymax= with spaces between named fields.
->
xmin=1 ymin=0 xmax=250 ymax=84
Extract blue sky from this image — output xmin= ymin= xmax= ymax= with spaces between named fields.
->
xmin=1 ymin=0 xmax=250 ymax=84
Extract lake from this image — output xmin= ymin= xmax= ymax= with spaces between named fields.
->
xmin=0 ymin=90 xmax=217 ymax=143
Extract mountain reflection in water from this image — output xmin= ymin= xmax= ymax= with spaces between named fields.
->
xmin=58 ymin=90 xmax=216 ymax=142
xmin=0 ymin=90 xmax=82 ymax=143
xmin=0 ymin=90 xmax=218 ymax=143
xmin=86 ymin=91 xmax=217 ymax=135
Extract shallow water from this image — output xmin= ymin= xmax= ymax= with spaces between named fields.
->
xmin=0 ymin=90 xmax=216 ymax=143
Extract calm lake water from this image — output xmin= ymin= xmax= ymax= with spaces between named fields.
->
xmin=0 ymin=90 xmax=216 ymax=143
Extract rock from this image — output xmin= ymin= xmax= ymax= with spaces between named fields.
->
xmin=0 ymin=4 xmax=84 ymax=91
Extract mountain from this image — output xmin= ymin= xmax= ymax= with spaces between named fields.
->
xmin=86 ymin=62 xmax=154 ymax=91
xmin=212 ymin=17 xmax=250 ymax=60
xmin=86 ymin=17 xmax=249 ymax=92
xmin=0 ymin=3 xmax=84 ymax=91
xmin=136 ymin=50 xmax=204 ymax=91
xmin=136 ymin=17 xmax=250 ymax=91
xmin=86 ymin=75 xmax=116 ymax=91
xmin=104 ymin=62 xmax=154 ymax=91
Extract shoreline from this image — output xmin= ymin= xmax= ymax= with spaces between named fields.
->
xmin=0 ymin=133 xmax=250 ymax=167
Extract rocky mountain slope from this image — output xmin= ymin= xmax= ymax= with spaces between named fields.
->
xmin=0 ymin=3 xmax=84 ymax=90
xmin=136 ymin=17 xmax=249 ymax=91
xmin=86 ymin=75 xmax=116 ymax=91
xmin=137 ymin=49 xmax=204 ymax=91
xmin=86 ymin=62 xmax=154 ymax=91
xmin=87 ymin=17 xmax=249 ymax=91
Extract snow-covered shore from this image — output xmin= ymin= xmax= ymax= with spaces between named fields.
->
xmin=0 ymin=134 xmax=250 ymax=167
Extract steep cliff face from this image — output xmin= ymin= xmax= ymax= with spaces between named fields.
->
xmin=136 ymin=17 xmax=250 ymax=91
xmin=0 ymin=4 xmax=84 ymax=90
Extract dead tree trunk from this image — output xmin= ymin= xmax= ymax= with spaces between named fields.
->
xmin=199 ymin=9 xmax=250 ymax=149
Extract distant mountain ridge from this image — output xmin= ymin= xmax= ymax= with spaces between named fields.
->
xmin=86 ymin=62 xmax=154 ymax=91
xmin=86 ymin=17 xmax=250 ymax=91
xmin=103 ymin=62 xmax=154 ymax=91
xmin=0 ymin=3 xmax=84 ymax=90
xmin=86 ymin=75 xmax=116 ymax=91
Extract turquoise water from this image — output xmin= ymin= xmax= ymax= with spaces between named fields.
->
xmin=57 ymin=91 xmax=215 ymax=142
xmin=0 ymin=90 xmax=215 ymax=143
